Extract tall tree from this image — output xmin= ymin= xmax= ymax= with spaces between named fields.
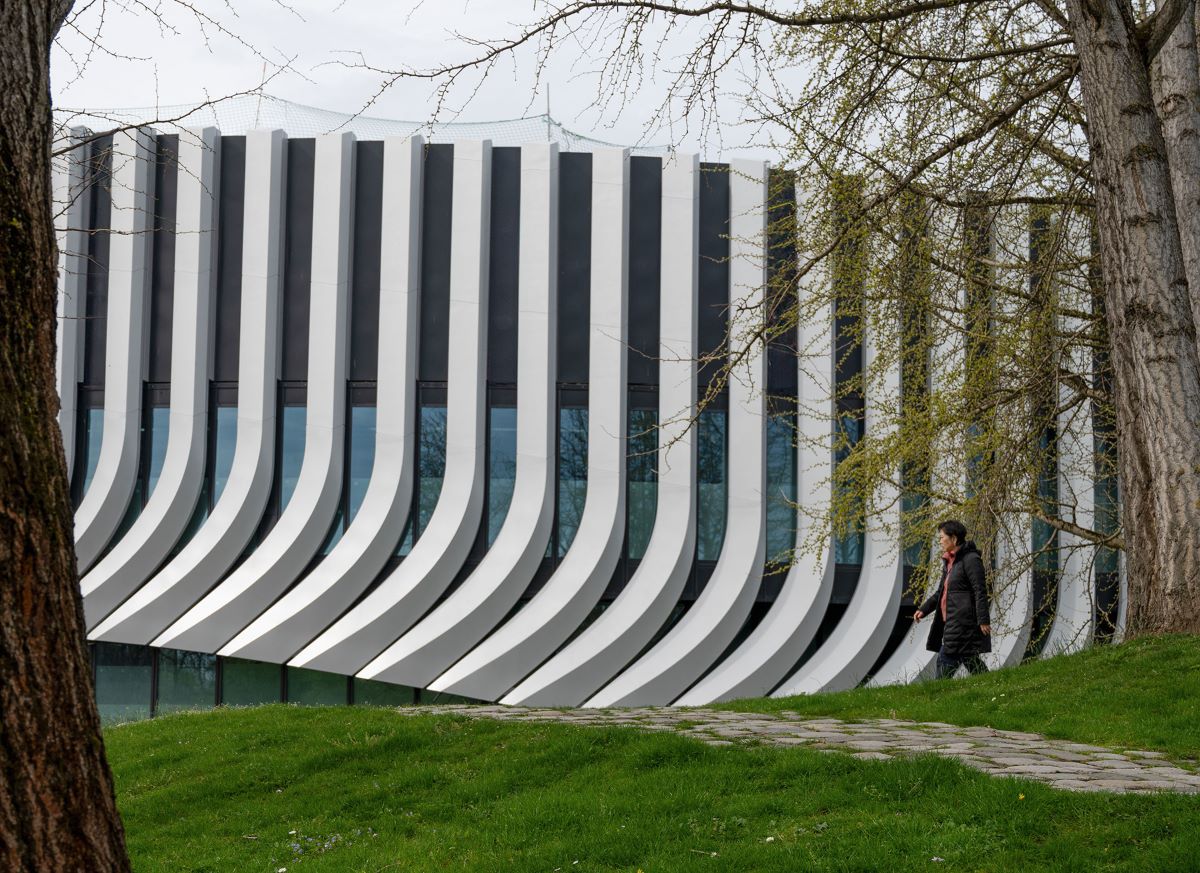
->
xmin=0 ymin=1 xmax=131 ymax=870
xmin=356 ymin=0 xmax=1200 ymax=635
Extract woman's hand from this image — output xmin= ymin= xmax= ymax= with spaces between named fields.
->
xmin=980 ymin=624 xmax=991 ymax=635
xmin=913 ymin=610 xmax=925 ymax=621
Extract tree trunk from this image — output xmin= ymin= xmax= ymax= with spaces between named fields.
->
xmin=0 ymin=2 xmax=131 ymax=871
xmin=1150 ymin=0 xmax=1200 ymax=333
xmin=1065 ymin=0 xmax=1200 ymax=634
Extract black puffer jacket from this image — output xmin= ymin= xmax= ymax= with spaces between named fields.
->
xmin=920 ymin=540 xmax=991 ymax=656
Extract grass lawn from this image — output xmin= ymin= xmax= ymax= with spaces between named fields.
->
xmin=105 ymin=637 xmax=1200 ymax=872
xmin=720 ymin=633 xmax=1200 ymax=760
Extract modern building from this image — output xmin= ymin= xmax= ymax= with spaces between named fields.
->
xmin=54 ymin=110 xmax=1113 ymax=723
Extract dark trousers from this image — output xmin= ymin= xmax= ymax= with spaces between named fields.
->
xmin=936 ymin=648 xmax=989 ymax=679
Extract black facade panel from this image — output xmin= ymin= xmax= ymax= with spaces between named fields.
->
xmin=84 ymin=136 xmax=114 ymax=388
xmin=488 ymin=147 xmax=521 ymax=384
xmin=282 ymin=138 xmax=315 ymax=382
xmin=214 ymin=136 xmax=246 ymax=383
xmin=350 ymin=140 xmax=384 ymax=381
xmin=148 ymin=135 xmax=179 ymax=383
xmin=766 ymin=170 xmax=798 ymax=398
xmin=557 ymin=152 xmax=592 ymax=385
xmin=698 ymin=163 xmax=730 ymax=401
xmin=627 ymin=156 xmax=661 ymax=387
xmin=419 ymin=144 xmax=454 ymax=382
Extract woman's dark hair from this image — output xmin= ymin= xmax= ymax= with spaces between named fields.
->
xmin=938 ymin=519 xmax=968 ymax=544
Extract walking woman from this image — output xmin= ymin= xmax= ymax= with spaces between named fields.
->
xmin=913 ymin=520 xmax=992 ymax=678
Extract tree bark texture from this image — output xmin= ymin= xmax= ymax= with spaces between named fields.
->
xmin=0 ymin=1 xmax=131 ymax=871
xmin=1066 ymin=0 xmax=1200 ymax=634
xmin=1150 ymin=1 xmax=1200 ymax=334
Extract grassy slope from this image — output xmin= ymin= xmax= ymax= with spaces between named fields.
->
xmin=106 ymin=635 xmax=1200 ymax=873
xmin=719 ymin=634 xmax=1200 ymax=760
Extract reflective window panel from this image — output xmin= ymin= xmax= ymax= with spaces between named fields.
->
xmin=696 ymin=408 xmax=727 ymax=561
xmin=765 ymin=415 xmax=796 ymax=566
xmin=280 ymin=405 xmax=307 ymax=512
xmin=488 ymin=406 xmax=517 ymax=546
xmin=287 ymin=667 xmax=347 ymax=706
xmin=627 ymin=409 xmax=658 ymax=561
xmin=348 ymin=405 xmax=377 ymax=525
xmin=156 ymin=648 xmax=217 ymax=714
xmin=93 ymin=642 xmax=152 ymax=724
xmin=145 ymin=406 xmax=170 ymax=501
xmin=833 ymin=413 xmax=864 ymax=564
xmin=557 ymin=407 xmax=588 ymax=557
xmin=213 ymin=405 xmax=237 ymax=504
xmin=399 ymin=403 xmax=447 ymax=556
xmin=80 ymin=406 xmax=105 ymax=502
xmin=220 ymin=658 xmax=281 ymax=706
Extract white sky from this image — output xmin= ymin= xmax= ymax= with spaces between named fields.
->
xmin=52 ymin=0 xmax=782 ymax=159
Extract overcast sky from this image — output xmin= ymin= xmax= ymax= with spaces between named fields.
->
xmin=52 ymin=0 xmax=782 ymax=159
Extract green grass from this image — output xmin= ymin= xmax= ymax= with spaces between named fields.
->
xmin=106 ymin=633 xmax=1200 ymax=873
xmin=719 ymin=634 xmax=1200 ymax=760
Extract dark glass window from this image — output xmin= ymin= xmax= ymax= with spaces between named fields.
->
xmin=213 ymin=405 xmax=237 ymax=504
xmin=287 ymin=667 xmax=347 ymax=705
xmin=1034 ymin=427 xmax=1059 ymax=577
xmin=557 ymin=407 xmax=588 ymax=557
xmin=280 ymin=405 xmax=306 ymax=511
xmin=93 ymin=642 xmax=152 ymax=724
xmin=833 ymin=413 xmax=864 ymax=564
xmin=324 ymin=404 xmax=377 ymax=555
xmin=488 ymin=405 xmax=517 ymax=545
xmin=156 ymin=648 xmax=217 ymax=714
xmin=398 ymin=402 xmax=447 ymax=556
xmin=80 ymin=407 xmax=104 ymax=501
xmin=145 ymin=406 xmax=170 ymax=501
xmin=353 ymin=678 xmax=416 ymax=706
xmin=348 ymin=405 xmax=376 ymax=525
xmin=220 ymin=658 xmax=281 ymax=706
xmin=765 ymin=415 xmax=796 ymax=566
xmin=696 ymin=408 xmax=727 ymax=561
xmin=627 ymin=409 xmax=658 ymax=561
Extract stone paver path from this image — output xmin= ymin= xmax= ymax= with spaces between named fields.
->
xmin=398 ymin=705 xmax=1200 ymax=795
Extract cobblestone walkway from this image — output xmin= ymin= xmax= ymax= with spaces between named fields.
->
xmin=399 ymin=705 xmax=1200 ymax=795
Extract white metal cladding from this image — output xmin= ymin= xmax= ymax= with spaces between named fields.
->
xmin=155 ymin=131 xmax=356 ymax=653
xmin=64 ymin=128 xmax=1105 ymax=705
xmin=588 ymin=158 xmax=768 ymax=708
xmin=91 ymin=128 xmax=287 ymax=644
xmin=74 ymin=127 xmax=156 ymax=572
xmin=54 ymin=127 xmax=91 ymax=482
xmin=503 ymin=152 xmax=701 ymax=707
xmin=290 ymin=139 xmax=493 ymax=676
xmin=430 ymin=147 xmax=631 ymax=701
xmin=221 ymin=135 xmax=425 ymax=663
xmin=360 ymin=143 xmax=560 ymax=686
xmin=772 ymin=305 xmax=905 ymax=697
xmin=82 ymin=127 xmax=219 ymax=629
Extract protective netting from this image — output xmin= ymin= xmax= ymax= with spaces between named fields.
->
xmin=53 ymin=93 xmax=669 ymax=154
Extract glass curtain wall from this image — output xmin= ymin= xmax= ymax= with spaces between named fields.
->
xmin=764 ymin=415 xmax=797 ymax=567
xmin=696 ymin=408 xmax=728 ymax=562
xmin=488 ymin=402 xmax=517 ymax=545
xmin=323 ymin=396 xmax=377 ymax=554
xmin=156 ymin=648 xmax=217 ymax=714
xmin=397 ymin=395 xmax=447 ymax=556
xmin=75 ymin=405 xmax=105 ymax=506
xmin=93 ymin=642 xmax=153 ymax=724
xmin=556 ymin=403 xmax=589 ymax=557
xmin=627 ymin=407 xmax=658 ymax=561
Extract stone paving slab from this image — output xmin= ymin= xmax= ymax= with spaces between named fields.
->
xmin=395 ymin=705 xmax=1200 ymax=795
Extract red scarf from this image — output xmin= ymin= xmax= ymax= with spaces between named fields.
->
xmin=939 ymin=549 xmax=957 ymax=620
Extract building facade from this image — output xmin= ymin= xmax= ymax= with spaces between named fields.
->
xmin=55 ymin=125 xmax=1109 ymax=722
